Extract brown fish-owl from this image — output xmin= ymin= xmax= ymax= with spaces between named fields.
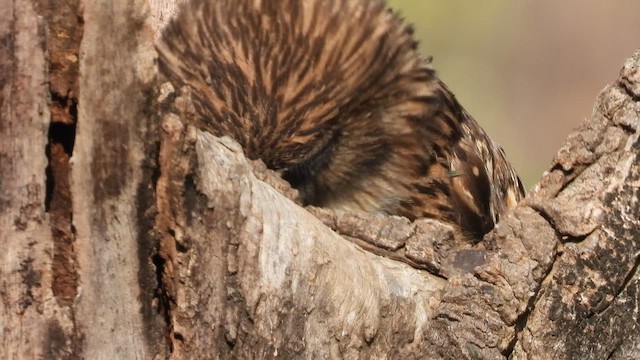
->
xmin=157 ymin=0 xmax=526 ymax=241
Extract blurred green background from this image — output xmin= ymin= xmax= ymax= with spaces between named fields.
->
xmin=388 ymin=0 xmax=640 ymax=188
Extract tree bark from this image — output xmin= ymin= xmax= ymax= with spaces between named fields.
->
xmin=1 ymin=0 xmax=639 ymax=359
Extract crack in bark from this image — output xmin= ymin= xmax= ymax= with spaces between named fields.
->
xmin=586 ymin=252 xmax=640 ymax=320
xmin=44 ymin=68 xmax=79 ymax=309
xmin=619 ymin=78 xmax=640 ymax=102
xmin=606 ymin=332 xmax=633 ymax=360
xmin=314 ymin=210 xmax=454 ymax=278
xmin=525 ymin=205 xmax=565 ymax=239
xmin=502 ymin=241 xmax=560 ymax=358
xmin=614 ymin=121 xmax=638 ymax=136
xmin=548 ymin=165 xmax=581 ymax=194
xmin=342 ymin=235 xmax=449 ymax=279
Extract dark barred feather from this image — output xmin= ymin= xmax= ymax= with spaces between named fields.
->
xmin=157 ymin=0 xmax=525 ymax=240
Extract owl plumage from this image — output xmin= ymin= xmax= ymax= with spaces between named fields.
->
xmin=157 ymin=0 xmax=525 ymax=241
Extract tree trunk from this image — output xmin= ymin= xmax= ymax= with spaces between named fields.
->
xmin=1 ymin=0 xmax=639 ymax=359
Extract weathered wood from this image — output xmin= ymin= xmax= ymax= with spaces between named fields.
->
xmin=511 ymin=54 xmax=640 ymax=359
xmin=71 ymin=0 xmax=164 ymax=358
xmin=1 ymin=0 xmax=639 ymax=358
xmin=0 ymin=0 xmax=77 ymax=358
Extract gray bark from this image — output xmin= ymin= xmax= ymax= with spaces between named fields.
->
xmin=1 ymin=0 xmax=639 ymax=359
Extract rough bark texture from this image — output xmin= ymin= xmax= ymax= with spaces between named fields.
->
xmin=1 ymin=0 xmax=639 ymax=359
xmin=2 ymin=0 xmax=165 ymax=358
xmin=512 ymin=56 xmax=640 ymax=359
xmin=72 ymin=0 xmax=165 ymax=358
xmin=0 ymin=1 xmax=73 ymax=358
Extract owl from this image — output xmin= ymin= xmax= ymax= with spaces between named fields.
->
xmin=156 ymin=0 xmax=526 ymax=241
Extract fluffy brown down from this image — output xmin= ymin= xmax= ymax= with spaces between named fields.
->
xmin=157 ymin=0 xmax=525 ymax=240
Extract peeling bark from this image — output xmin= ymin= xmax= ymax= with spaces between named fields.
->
xmin=1 ymin=0 xmax=639 ymax=359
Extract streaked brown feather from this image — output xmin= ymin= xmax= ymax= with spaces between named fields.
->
xmin=157 ymin=0 xmax=526 ymax=241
